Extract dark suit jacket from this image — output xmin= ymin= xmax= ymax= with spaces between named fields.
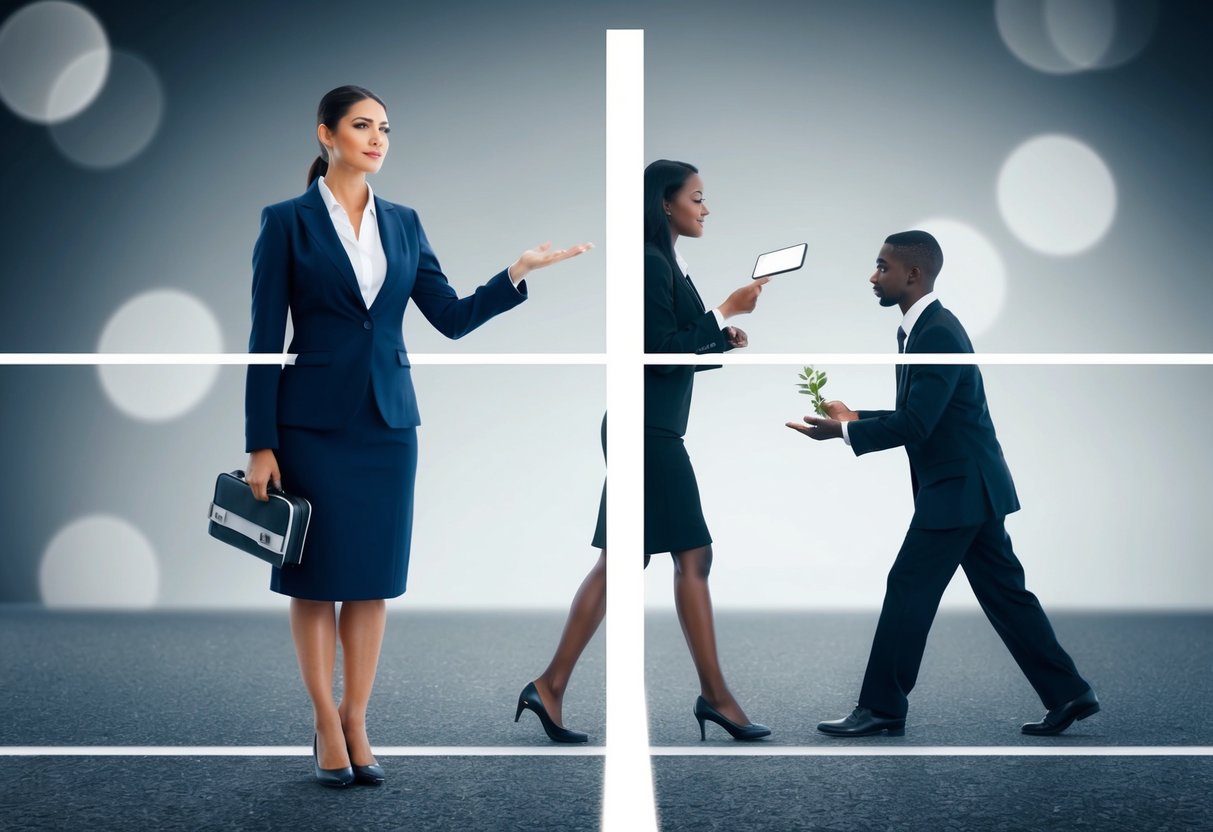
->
xmin=245 ymin=180 xmax=526 ymax=451
xmin=846 ymin=300 xmax=1019 ymax=529
xmin=644 ymin=242 xmax=730 ymax=436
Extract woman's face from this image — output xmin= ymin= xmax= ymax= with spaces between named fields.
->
xmin=318 ymin=97 xmax=390 ymax=175
xmin=664 ymin=173 xmax=709 ymax=239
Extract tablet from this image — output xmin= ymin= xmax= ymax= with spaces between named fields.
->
xmin=752 ymin=243 xmax=807 ymax=279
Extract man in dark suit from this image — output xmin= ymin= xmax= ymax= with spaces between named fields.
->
xmin=787 ymin=230 xmax=1099 ymax=737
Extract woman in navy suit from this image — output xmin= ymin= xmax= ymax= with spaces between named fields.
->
xmin=245 ymin=85 xmax=589 ymax=786
xmin=516 ymin=160 xmax=769 ymax=742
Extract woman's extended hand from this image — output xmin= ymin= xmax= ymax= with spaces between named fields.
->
xmin=246 ymin=448 xmax=281 ymax=502
xmin=719 ymin=277 xmax=769 ymax=318
xmin=508 ymin=241 xmax=594 ymax=284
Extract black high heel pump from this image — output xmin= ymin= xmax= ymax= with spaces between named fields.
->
xmin=312 ymin=734 xmax=355 ymax=787
xmin=693 ymin=696 xmax=771 ymax=741
xmin=515 ymin=681 xmax=589 ymax=743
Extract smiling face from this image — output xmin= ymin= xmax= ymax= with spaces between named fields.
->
xmin=664 ymin=173 xmax=709 ymax=239
xmin=318 ymin=97 xmax=389 ymax=175
xmin=870 ymin=243 xmax=915 ymax=308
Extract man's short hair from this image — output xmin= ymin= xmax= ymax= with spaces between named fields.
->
xmin=884 ymin=230 xmax=944 ymax=280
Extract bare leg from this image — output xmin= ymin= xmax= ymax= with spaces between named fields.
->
xmin=671 ymin=546 xmax=750 ymax=725
xmin=533 ymin=549 xmax=606 ymax=727
xmin=336 ymin=599 xmax=387 ymax=766
xmin=290 ymin=598 xmax=349 ymax=769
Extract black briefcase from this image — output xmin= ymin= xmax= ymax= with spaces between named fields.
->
xmin=207 ymin=470 xmax=311 ymax=567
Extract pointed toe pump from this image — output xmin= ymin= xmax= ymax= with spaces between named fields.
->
xmin=351 ymin=760 xmax=386 ymax=786
xmin=515 ymin=681 xmax=589 ymax=743
xmin=312 ymin=735 xmax=355 ymax=788
xmin=693 ymin=696 xmax=771 ymax=741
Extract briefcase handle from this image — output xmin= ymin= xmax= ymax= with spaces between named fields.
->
xmin=231 ymin=469 xmax=285 ymax=495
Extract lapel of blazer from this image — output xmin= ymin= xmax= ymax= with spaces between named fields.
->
xmin=677 ymin=267 xmax=707 ymax=317
xmin=297 ymin=180 xmax=367 ymax=309
xmin=371 ymin=195 xmax=401 ymax=314
xmin=898 ymin=299 xmax=942 ymax=405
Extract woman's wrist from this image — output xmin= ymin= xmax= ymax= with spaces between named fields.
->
xmin=508 ymin=261 xmax=530 ymax=285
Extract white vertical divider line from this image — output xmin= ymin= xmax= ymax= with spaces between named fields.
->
xmin=603 ymin=29 xmax=658 ymax=832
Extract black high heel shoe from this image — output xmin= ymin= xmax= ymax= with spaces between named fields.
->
xmin=312 ymin=734 xmax=354 ymax=788
xmin=350 ymin=753 xmax=385 ymax=787
xmin=693 ymin=696 xmax=771 ymax=741
xmin=515 ymin=681 xmax=589 ymax=743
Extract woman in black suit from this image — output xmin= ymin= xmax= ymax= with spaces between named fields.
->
xmin=245 ymin=85 xmax=590 ymax=785
xmin=516 ymin=160 xmax=770 ymax=741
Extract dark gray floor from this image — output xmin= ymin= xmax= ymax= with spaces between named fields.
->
xmin=652 ymin=757 xmax=1212 ymax=831
xmin=3 ymin=609 xmax=1211 ymax=831
xmin=0 ymin=756 xmax=603 ymax=832
xmin=0 ymin=609 xmax=605 ymax=746
xmin=646 ymin=611 xmax=1213 ymax=746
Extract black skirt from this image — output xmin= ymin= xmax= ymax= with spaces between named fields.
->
xmin=270 ymin=385 xmax=418 ymax=601
xmin=591 ymin=419 xmax=712 ymax=556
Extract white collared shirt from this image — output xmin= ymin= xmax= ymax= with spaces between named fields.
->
xmin=318 ymin=176 xmax=388 ymax=309
xmin=840 ymin=291 xmax=940 ymax=446
xmin=899 ymin=291 xmax=938 ymax=343
xmin=674 ymin=247 xmax=726 ymax=330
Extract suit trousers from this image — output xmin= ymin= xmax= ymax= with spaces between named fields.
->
xmin=858 ymin=515 xmax=1090 ymax=718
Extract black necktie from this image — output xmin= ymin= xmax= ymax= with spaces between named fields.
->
xmin=897 ymin=326 xmax=907 ymax=354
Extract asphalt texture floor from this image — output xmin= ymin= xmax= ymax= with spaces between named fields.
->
xmin=644 ymin=611 xmax=1213 ymax=747
xmin=3 ymin=609 xmax=1210 ymax=830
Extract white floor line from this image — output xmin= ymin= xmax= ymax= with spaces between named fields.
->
xmin=0 ymin=746 xmax=605 ymax=757
xmin=2 ymin=746 xmax=1210 ymax=757
xmin=649 ymin=746 xmax=1213 ymax=757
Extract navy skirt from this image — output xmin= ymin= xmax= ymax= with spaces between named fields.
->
xmin=590 ymin=417 xmax=712 ymax=556
xmin=270 ymin=385 xmax=418 ymax=601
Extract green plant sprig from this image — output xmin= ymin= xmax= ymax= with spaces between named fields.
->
xmin=796 ymin=366 xmax=828 ymax=416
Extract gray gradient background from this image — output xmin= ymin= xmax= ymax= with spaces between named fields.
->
xmin=0 ymin=365 xmax=604 ymax=607
xmin=642 ymin=0 xmax=1213 ymax=353
xmin=0 ymin=0 xmax=606 ymax=354
xmin=643 ymin=364 xmax=1213 ymax=610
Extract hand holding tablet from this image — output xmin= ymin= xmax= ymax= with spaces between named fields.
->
xmin=752 ymin=243 xmax=807 ymax=279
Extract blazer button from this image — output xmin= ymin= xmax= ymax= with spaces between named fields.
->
xmin=363 ymin=321 xmax=373 ymax=330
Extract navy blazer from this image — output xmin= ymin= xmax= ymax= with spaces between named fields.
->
xmin=846 ymin=300 xmax=1020 ymax=530
xmin=644 ymin=243 xmax=730 ymax=436
xmin=245 ymin=180 xmax=526 ymax=452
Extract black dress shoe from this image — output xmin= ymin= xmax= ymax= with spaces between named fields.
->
xmin=817 ymin=707 xmax=905 ymax=737
xmin=312 ymin=735 xmax=354 ymax=788
xmin=1022 ymin=688 xmax=1100 ymax=736
xmin=514 ymin=681 xmax=589 ymax=743
xmin=693 ymin=696 xmax=771 ymax=741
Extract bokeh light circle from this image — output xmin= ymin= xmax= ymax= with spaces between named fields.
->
xmin=997 ymin=134 xmax=1117 ymax=256
xmin=912 ymin=218 xmax=1007 ymax=339
xmin=0 ymin=1 xmax=109 ymax=123
xmin=996 ymin=0 xmax=1158 ymax=75
xmin=97 ymin=289 xmax=223 ymax=422
xmin=49 ymin=50 xmax=163 ymax=169
xmin=40 ymin=515 xmax=159 ymax=608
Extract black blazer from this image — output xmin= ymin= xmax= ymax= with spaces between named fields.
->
xmin=644 ymin=242 xmax=730 ymax=436
xmin=847 ymin=300 xmax=1020 ymax=529
xmin=244 ymin=180 xmax=526 ymax=452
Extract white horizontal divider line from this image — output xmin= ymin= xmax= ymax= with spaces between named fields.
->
xmin=644 ymin=353 xmax=1213 ymax=366
xmin=2 ymin=745 xmax=1210 ymax=757
xmin=0 ymin=746 xmax=605 ymax=757
xmin=0 ymin=353 xmax=609 ymax=366
xmin=3 ymin=353 xmax=1211 ymax=366
xmin=649 ymin=746 xmax=1213 ymax=757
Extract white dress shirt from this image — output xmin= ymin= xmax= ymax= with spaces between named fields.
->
xmin=318 ymin=176 xmax=388 ymax=309
xmin=841 ymin=291 xmax=939 ymax=445
xmin=673 ymin=248 xmax=727 ymax=330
